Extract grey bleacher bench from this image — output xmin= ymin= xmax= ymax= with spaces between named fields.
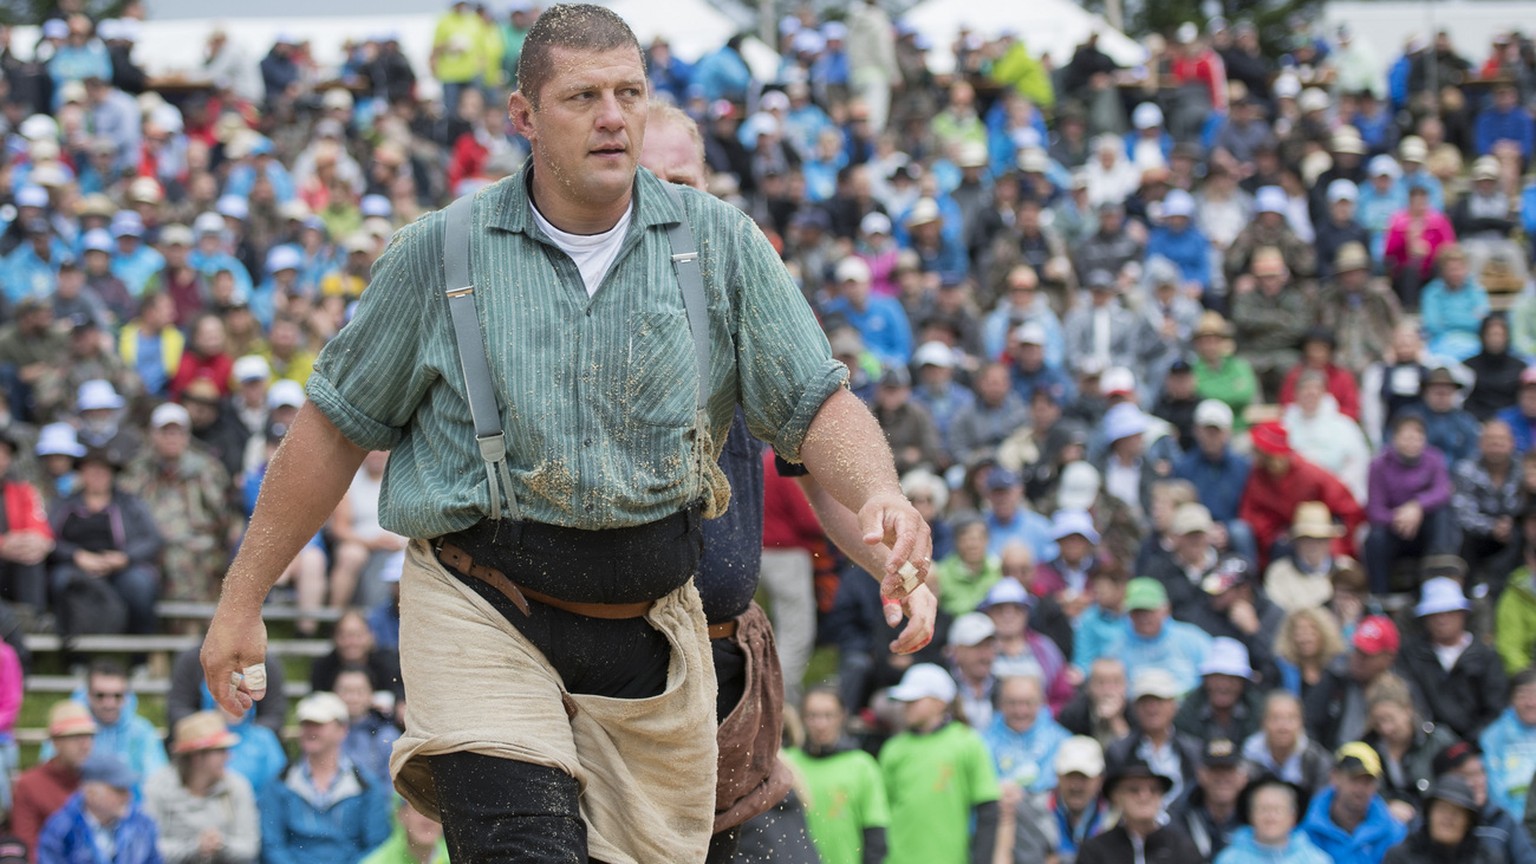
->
xmin=154 ymin=602 xmax=344 ymax=624
xmin=24 ymin=633 xmax=333 ymax=658
xmin=24 ymin=674 xmax=313 ymax=700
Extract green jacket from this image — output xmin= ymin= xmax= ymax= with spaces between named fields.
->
xmin=1194 ymin=356 xmax=1260 ymax=430
xmin=1497 ymin=567 xmax=1536 ymax=675
xmin=361 ymin=824 xmax=451 ymax=864
xmin=934 ymin=554 xmax=1002 ymax=617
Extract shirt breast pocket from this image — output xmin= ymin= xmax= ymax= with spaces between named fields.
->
xmin=625 ymin=310 xmax=697 ymax=428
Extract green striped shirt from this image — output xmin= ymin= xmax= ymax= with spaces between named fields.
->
xmin=307 ymin=166 xmax=846 ymax=538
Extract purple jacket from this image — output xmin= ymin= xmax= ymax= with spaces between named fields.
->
xmin=1366 ymin=446 xmax=1452 ymax=525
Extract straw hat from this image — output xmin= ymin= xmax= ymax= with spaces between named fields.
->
xmin=170 ymin=710 xmax=240 ymax=754
xmin=1292 ymin=501 xmax=1343 ymax=539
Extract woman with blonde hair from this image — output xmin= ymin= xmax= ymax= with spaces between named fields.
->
xmin=1273 ymin=607 xmax=1347 ymax=699
xmin=1361 ymin=673 xmax=1458 ymax=823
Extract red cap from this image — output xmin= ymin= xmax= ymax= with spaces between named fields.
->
xmin=1352 ymin=615 xmax=1400 ymax=655
xmin=1250 ymin=422 xmax=1291 ymax=456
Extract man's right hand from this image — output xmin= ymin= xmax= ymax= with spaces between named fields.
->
xmin=202 ymin=602 xmax=270 ymax=715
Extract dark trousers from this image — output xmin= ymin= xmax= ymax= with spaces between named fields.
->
xmin=430 ymin=752 xmax=592 ymax=864
xmin=1365 ymin=506 xmax=1457 ymax=594
xmin=0 ymin=560 xmax=47 ymax=612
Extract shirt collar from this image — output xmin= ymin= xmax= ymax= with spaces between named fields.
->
xmin=485 ymin=163 xmax=686 ymax=237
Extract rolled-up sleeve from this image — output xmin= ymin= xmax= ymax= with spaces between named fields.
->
xmin=720 ymin=208 xmax=847 ymax=461
xmin=307 ymin=215 xmax=444 ymax=452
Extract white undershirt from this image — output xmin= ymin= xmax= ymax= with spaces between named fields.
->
xmin=531 ymin=199 xmax=634 ymax=297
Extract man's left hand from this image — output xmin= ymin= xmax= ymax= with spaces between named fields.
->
xmin=886 ymin=583 xmax=937 ymax=655
xmin=858 ymin=491 xmax=932 ymax=594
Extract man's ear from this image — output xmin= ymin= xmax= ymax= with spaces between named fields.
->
xmin=508 ymin=91 xmax=536 ymax=140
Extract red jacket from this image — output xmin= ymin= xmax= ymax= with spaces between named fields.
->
xmin=1239 ymin=455 xmax=1364 ymax=564
xmin=3 ymin=480 xmax=51 ymax=539
xmin=169 ymin=352 xmax=235 ymax=400
xmin=11 ymin=759 xmax=79 ymax=855
xmin=761 ymin=450 xmax=824 ymax=551
xmin=1278 ymin=363 xmax=1362 ymax=420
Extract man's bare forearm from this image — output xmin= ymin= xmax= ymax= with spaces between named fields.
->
xmin=797 ymin=388 xmax=903 ymax=514
xmin=797 ymin=475 xmax=888 ymax=576
xmin=220 ymin=402 xmax=368 ymax=609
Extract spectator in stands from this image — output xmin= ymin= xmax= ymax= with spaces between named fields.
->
xmin=932 ymin=515 xmax=999 ymax=618
xmin=222 ymin=704 xmax=286 ymax=796
xmin=1299 ymin=742 xmax=1408 ymax=864
xmin=47 ymin=446 xmax=162 ymax=636
xmin=980 ymin=467 xmax=1055 ymax=563
xmin=1192 ymin=313 xmax=1260 ymax=429
xmin=879 ymin=663 xmax=1001 ymax=864
xmin=368 ymin=552 xmax=404 ymax=652
xmin=335 ymin=666 xmax=399 ymax=784
xmin=1243 ymin=691 xmax=1335 ymax=794
xmin=117 ymin=291 xmax=183 ymax=399
xmin=1498 ymin=367 xmax=1536 ymax=453
xmin=1105 ymin=577 xmax=1213 ymax=695
xmin=1306 ymin=616 xmax=1415 ymax=751
xmin=983 ymin=673 xmax=1069 ymax=793
xmin=950 ymin=363 xmax=1030 ymax=466
xmin=948 ymin=612 xmax=999 ymax=730
xmin=168 ymin=314 xmax=235 ymax=401
xmin=1069 ymin=565 xmax=1128 ymax=671
xmin=1403 ymin=367 xmax=1482 ymax=465
xmin=1365 ymin=413 xmax=1456 ymax=594
xmin=36 ymin=752 xmax=159 ymax=864
xmin=144 ymin=711 xmax=258 ymax=864
xmin=182 ymin=378 xmax=249 ymax=485
xmin=1176 ymin=637 xmax=1266 ymax=746
xmin=1420 ymin=246 xmax=1490 ymax=363
xmin=1004 ymin=323 xmax=1073 ymax=420
xmin=979 ymin=579 xmax=1073 ymax=716
xmin=1285 ymin=370 xmax=1373 ymax=503
xmin=1431 ymin=741 xmax=1536 ymax=864
xmin=870 ymin=365 xmax=944 ymax=475
xmin=1475 ymin=82 xmax=1534 ymax=161
xmin=360 ymin=798 xmax=451 ymax=864
xmin=1381 ymin=775 xmax=1484 ymax=864
xmin=1497 ymin=502 xmax=1536 ymax=675
xmin=1009 ymin=734 xmax=1110 ymax=862
xmin=1384 ymin=186 xmax=1457 ymax=312
xmin=782 ymin=685 xmax=889 ymax=864
xmin=0 ymin=426 xmax=53 ymax=622
xmin=1030 ymin=510 xmax=1100 ymax=607
xmin=260 ymin=692 xmax=392 ymax=864
xmin=1266 ymin=505 xmax=1353 ymax=617
xmin=120 ymin=403 xmax=231 ymax=606
xmin=1316 ymin=181 xmax=1371 ymax=282
xmin=1274 ymin=607 xmax=1349 ymax=703
xmin=1455 ymin=420 xmax=1523 ymax=587
xmin=1146 ymin=189 xmax=1212 ymax=299
xmin=1242 ymin=423 xmax=1365 ymax=566
xmin=1062 ymin=269 xmax=1162 ymax=383
xmin=1170 ymin=736 xmax=1249 ymax=861
xmin=1317 ymin=243 xmax=1403 ymax=375
xmin=1217 ymin=773 xmax=1331 ymax=864
xmin=1076 ymin=755 xmax=1200 ymax=863
xmin=1280 ymin=329 xmax=1363 ymax=422
xmin=309 ymin=609 xmax=403 ymax=704
xmin=1361 ymin=673 xmax=1458 ymax=822
xmin=909 ymin=342 xmax=974 ymax=454
xmin=1464 ymin=317 xmax=1525 ymax=422
xmin=1397 ymin=577 xmax=1506 ymax=741
xmin=12 ymin=701 xmax=95 ymax=854
xmin=822 ymin=256 xmax=912 ymax=366
xmin=327 ymin=450 xmax=405 ymax=609
xmin=168 ymin=637 xmax=288 ymax=736
xmin=1109 ymin=664 xmax=1206 ymax=806
xmin=1480 ymin=668 xmax=1536 ymax=818
xmin=1144 ymin=502 xmax=1219 ymax=616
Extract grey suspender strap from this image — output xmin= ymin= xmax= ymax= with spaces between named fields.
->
xmin=659 ymin=181 xmax=711 ymax=420
xmin=439 ymin=182 xmax=710 ymax=521
xmin=441 ymin=193 xmax=519 ymax=521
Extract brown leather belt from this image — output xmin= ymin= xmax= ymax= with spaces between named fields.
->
xmin=436 ymin=543 xmax=653 ymax=619
xmin=707 ymin=620 xmax=738 ymax=640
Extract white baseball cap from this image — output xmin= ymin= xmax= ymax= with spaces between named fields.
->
xmin=1194 ymin=398 xmax=1234 ymax=429
xmin=1414 ymin=576 xmax=1471 ymax=617
xmin=949 ymin=612 xmax=997 ymax=647
xmin=835 ymin=256 xmax=872 ymax=284
xmin=233 ymin=355 xmax=271 ymax=383
xmin=295 ymin=692 xmax=350 ymax=725
xmin=1054 ymin=735 xmax=1106 ymax=777
xmin=887 ymin=663 xmax=958 ymax=703
xmin=1199 ymin=636 xmax=1255 ymax=678
xmin=76 ymin=379 xmax=126 ymax=412
xmin=267 ymin=379 xmax=306 ymax=410
xmin=151 ymin=402 xmax=191 ymax=429
xmin=913 ymin=341 xmax=954 ymax=369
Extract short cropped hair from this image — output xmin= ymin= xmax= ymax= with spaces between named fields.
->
xmin=517 ymin=4 xmax=642 ymax=108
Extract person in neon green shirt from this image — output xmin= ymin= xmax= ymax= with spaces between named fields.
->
xmin=783 ymin=687 xmax=889 ymax=864
xmin=432 ymin=0 xmax=487 ymax=111
xmin=361 ymin=798 xmax=451 ymax=864
xmin=1192 ymin=311 xmax=1260 ymax=431
xmin=879 ymin=664 xmax=1001 ymax=864
xmin=932 ymin=515 xmax=1002 ymax=617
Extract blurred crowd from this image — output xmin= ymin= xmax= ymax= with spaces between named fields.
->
xmin=1 ymin=0 xmax=1536 ymax=861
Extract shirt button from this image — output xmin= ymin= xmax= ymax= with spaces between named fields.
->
xmin=584 ymin=438 xmax=592 ymax=446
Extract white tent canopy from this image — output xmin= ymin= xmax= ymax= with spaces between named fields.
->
xmin=903 ymin=0 xmax=1146 ymax=73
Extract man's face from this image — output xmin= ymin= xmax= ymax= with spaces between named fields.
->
xmin=954 ymin=639 xmax=996 ymax=681
xmin=1058 ymin=771 xmax=1102 ymax=811
xmin=1264 ymin=699 xmax=1302 ymax=751
xmin=1424 ymin=610 xmax=1465 ymax=644
xmin=151 ymin=422 xmax=190 ymax=460
xmin=1425 ymin=382 xmax=1457 ymax=412
xmin=1333 ymin=771 xmax=1379 ymax=817
xmin=510 ymin=46 xmax=648 ymax=214
xmin=299 ymin=719 xmax=346 ymax=758
xmin=1348 ymin=648 xmax=1393 ymax=684
xmin=1115 ymin=777 xmax=1164 ymax=823
xmin=1453 ymin=759 xmax=1489 ymax=807
xmin=639 ymin=114 xmax=704 ymax=189
xmin=334 ymin=672 xmax=373 ymax=719
xmin=985 ymin=602 xmax=1027 ymax=638
xmin=1059 ymin=535 xmax=1092 ymax=564
xmin=1204 ymin=674 xmax=1244 ymax=709
xmin=88 ymin=674 xmax=128 ymax=725
xmin=1513 ymin=683 xmax=1536 ymax=725
xmin=1483 ymin=423 xmax=1514 ymax=463
xmin=54 ymin=733 xmax=94 ymax=768
xmin=1130 ymin=607 xmax=1165 ymax=638
xmin=82 ymin=781 xmax=131 ymax=824
xmin=1134 ymin=695 xmax=1175 ymax=733
xmin=1198 ymin=763 xmax=1246 ymax=806
xmin=998 ymin=678 xmax=1043 ymax=732
xmin=1195 ymin=423 xmax=1229 ymax=456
